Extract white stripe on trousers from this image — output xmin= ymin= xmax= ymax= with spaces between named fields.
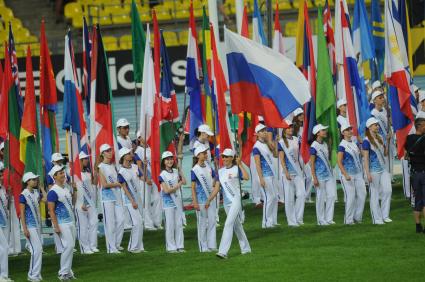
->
xmin=340 ymin=174 xmax=366 ymax=224
xmin=0 ymin=226 xmax=8 ymax=278
xmin=260 ymin=177 xmax=278 ymax=228
xmin=315 ymin=178 xmax=337 ymax=225
xmin=126 ymin=205 xmax=144 ymax=251
xmin=369 ymin=171 xmax=392 ymax=224
xmin=164 ymin=207 xmax=184 ymax=251
xmin=26 ymin=228 xmax=43 ymax=280
xmin=283 ymin=175 xmax=305 ymax=226
xmin=102 ymin=201 xmax=124 ymax=253
xmin=57 ymin=223 xmax=76 ymax=276
xmin=75 ymin=206 xmax=98 ymax=253
xmin=196 ymin=201 xmax=217 ymax=252
xmin=218 ymin=199 xmax=251 ymax=256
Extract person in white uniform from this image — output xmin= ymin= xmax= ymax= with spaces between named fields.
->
xmin=310 ymin=124 xmax=337 ymax=226
xmin=116 ymin=118 xmax=133 ymax=150
xmin=336 ymin=99 xmax=348 ymax=128
xmin=75 ymin=152 xmax=99 ymax=254
xmin=206 ymin=149 xmax=251 ymax=259
xmin=117 ymin=148 xmax=145 ymax=253
xmin=0 ymin=165 xmax=12 ymax=282
xmin=97 ymin=144 xmax=125 ymax=253
xmin=337 ymin=123 xmax=367 ymax=225
xmin=159 ymin=151 xmax=186 ymax=253
xmin=278 ymin=120 xmax=305 ymax=227
xmin=252 ymin=124 xmax=279 ymax=228
xmin=362 ymin=118 xmax=393 ymax=224
xmin=47 ymin=165 xmax=76 ymax=281
xmin=191 ymin=145 xmax=217 ymax=252
xmin=19 ymin=172 xmax=43 ymax=282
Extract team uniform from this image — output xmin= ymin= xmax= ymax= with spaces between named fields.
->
xmin=0 ymin=185 xmax=10 ymax=280
xmin=296 ymin=127 xmax=313 ymax=202
xmin=338 ymin=140 xmax=367 ymax=224
xmin=159 ymin=169 xmax=184 ymax=252
xmin=310 ymin=141 xmax=337 ymax=225
xmin=191 ymin=163 xmax=217 ymax=252
xmin=20 ymin=188 xmax=43 ymax=281
xmin=278 ymin=137 xmax=305 ymax=226
xmin=371 ymin=108 xmax=395 ymax=177
xmin=362 ymin=137 xmax=392 ymax=224
xmin=98 ymin=162 xmax=125 ymax=253
xmin=117 ymin=135 xmax=132 ymax=150
xmin=75 ymin=170 xmax=98 ymax=254
xmin=251 ymin=140 xmax=278 ymax=228
xmin=217 ymin=166 xmax=251 ymax=257
xmin=47 ymin=184 xmax=76 ymax=279
xmin=8 ymin=196 xmax=21 ymax=255
xmin=337 ymin=114 xmax=348 ymax=128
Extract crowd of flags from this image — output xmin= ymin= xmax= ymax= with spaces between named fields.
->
xmin=0 ymin=0 xmax=419 ymax=215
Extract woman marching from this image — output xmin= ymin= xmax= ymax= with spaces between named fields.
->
xmin=0 ymin=164 xmax=12 ymax=282
xmin=278 ymin=120 xmax=305 ymax=227
xmin=159 ymin=151 xmax=186 ymax=253
xmin=47 ymin=165 xmax=77 ymax=280
xmin=191 ymin=145 xmax=217 ymax=252
xmin=206 ymin=149 xmax=251 ymax=259
xmin=75 ymin=152 xmax=99 ymax=254
xmin=117 ymin=148 xmax=144 ymax=253
xmin=310 ymin=124 xmax=337 ymax=226
xmin=362 ymin=118 xmax=393 ymax=224
xmin=20 ymin=172 xmax=43 ymax=282
xmin=337 ymin=123 xmax=367 ymax=225
xmin=97 ymin=144 xmax=125 ymax=253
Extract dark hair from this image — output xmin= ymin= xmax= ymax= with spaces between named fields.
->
xmin=415 ymin=118 xmax=425 ymax=129
xmin=161 ymin=157 xmax=176 ymax=171
xmin=192 ymin=156 xmax=198 ymax=167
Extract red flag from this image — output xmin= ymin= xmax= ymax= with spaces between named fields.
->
xmin=241 ymin=5 xmax=249 ymax=37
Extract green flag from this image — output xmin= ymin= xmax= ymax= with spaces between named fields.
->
xmin=316 ymin=7 xmax=339 ymax=166
xmin=131 ymin=0 xmax=146 ymax=83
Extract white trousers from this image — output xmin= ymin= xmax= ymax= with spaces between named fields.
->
xmin=56 ymin=223 xmax=76 ymax=276
xmin=75 ymin=206 xmax=98 ymax=253
xmin=8 ymin=198 xmax=21 ymax=254
xmin=102 ymin=201 xmax=124 ymax=253
xmin=26 ymin=228 xmax=43 ymax=280
xmin=196 ymin=201 xmax=216 ymax=252
xmin=283 ymin=175 xmax=305 ymax=226
xmin=316 ymin=177 xmax=337 ymax=225
xmin=125 ymin=205 xmax=144 ymax=252
xmin=340 ymin=174 xmax=367 ymax=224
xmin=218 ymin=199 xmax=251 ymax=256
xmin=260 ymin=177 xmax=278 ymax=228
xmin=164 ymin=207 xmax=184 ymax=251
xmin=304 ymin=164 xmax=313 ymax=201
xmin=0 ymin=226 xmax=8 ymax=279
xmin=276 ymin=175 xmax=285 ymax=204
xmin=143 ymin=183 xmax=162 ymax=228
xmin=370 ymin=171 xmax=392 ymax=224
xmin=401 ymin=159 xmax=411 ymax=198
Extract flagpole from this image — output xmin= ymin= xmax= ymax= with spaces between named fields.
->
xmin=134 ymin=85 xmax=139 ymax=136
xmin=142 ymin=115 xmax=147 ymax=220
xmin=266 ymin=0 xmax=273 ymax=47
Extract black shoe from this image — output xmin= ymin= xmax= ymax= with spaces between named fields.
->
xmin=416 ymin=224 xmax=423 ymax=233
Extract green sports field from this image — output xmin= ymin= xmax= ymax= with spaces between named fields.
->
xmin=10 ymin=181 xmax=425 ymax=281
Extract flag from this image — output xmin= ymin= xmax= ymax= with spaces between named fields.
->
xmin=370 ymin=0 xmax=385 ymax=81
xmin=202 ymin=7 xmax=215 ymax=130
xmin=63 ymin=30 xmax=83 ymax=186
xmin=211 ymin=24 xmax=233 ymax=164
xmin=272 ymin=0 xmax=285 ymax=55
xmin=0 ymin=45 xmax=24 ymax=215
xmin=8 ymin=23 xmax=23 ymax=119
xmin=186 ymin=1 xmax=203 ymax=140
xmin=384 ymin=0 xmax=414 ymax=158
xmin=225 ymin=27 xmax=310 ymax=128
xmin=353 ymin=0 xmax=375 ymax=63
xmin=90 ymin=25 xmax=115 ymax=161
xmin=241 ymin=5 xmax=249 ymax=37
xmin=82 ymin=17 xmax=92 ymax=113
xmin=39 ymin=20 xmax=59 ymax=171
xmin=252 ymin=0 xmax=267 ymax=45
xmin=296 ymin=0 xmax=317 ymax=163
xmin=398 ymin=0 xmax=413 ymax=76
xmin=323 ymin=0 xmax=336 ymax=80
xmin=131 ymin=0 xmax=146 ymax=84
xmin=316 ymin=7 xmax=339 ymax=167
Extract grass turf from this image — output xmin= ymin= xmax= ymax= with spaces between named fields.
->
xmin=10 ymin=182 xmax=425 ymax=281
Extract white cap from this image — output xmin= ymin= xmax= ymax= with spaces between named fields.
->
xmin=371 ymin=89 xmax=384 ymax=102
xmin=116 ymin=118 xmax=130 ymax=128
xmin=340 ymin=122 xmax=352 ymax=133
xmin=413 ymin=84 xmax=420 ymax=92
xmin=284 ymin=119 xmax=293 ymax=126
xmin=222 ymin=148 xmax=235 ymax=157
xmin=366 ymin=117 xmax=379 ymax=128
xmin=51 ymin=153 xmax=64 ymax=162
xmin=364 ymin=79 xmax=370 ymax=85
xmin=416 ymin=111 xmax=425 ymax=119
xmin=49 ymin=165 xmax=64 ymax=178
xmin=418 ymin=90 xmax=425 ymax=102
xmin=337 ymin=99 xmax=347 ymax=108
xmin=258 ymin=116 xmax=264 ymax=122
xmin=100 ymin=144 xmax=112 ymax=153
xmin=118 ymin=147 xmax=131 ymax=160
xmin=198 ymin=124 xmax=214 ymax=136
xmin=312 ymin=124 xmax=329 ymax=135
xmin=79 ymin=151 xmax=89 ymax=159
xmin=372 ymin=80 xmax=382 ymax=90
xmin=0 ymin=142 xmax=4 ymax=151
xmin=255 ymin=124 xmax=267 ymax=133
xmin=136 ymin=130 xmax=141 ymax=138
xmin=22 ymin=172 xmax=39 ymax=183
xmin=293 ymin=108 xmax=303 ymax=116
xmin=194 ymin=144 xmax=208 ymax=157
xmin=161 ymin=151 xmax=173 ymax=160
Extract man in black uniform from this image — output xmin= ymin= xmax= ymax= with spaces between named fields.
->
xmin=405 ymin=117 xmax=425 ymax=233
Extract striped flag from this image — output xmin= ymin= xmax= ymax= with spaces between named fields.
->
xmin=252 ymin=0 xmax=267 ymax=45
xmin=323 ymin=0 xmax=336 ymax=80
xmin=82 ymin=17 xmax=92 ymax=114
xmin=8 ymin=23 xmax=23 ymax=119
xmin=272 ymin=0 xmax=285 ymax=55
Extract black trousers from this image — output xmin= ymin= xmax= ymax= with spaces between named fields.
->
xmin=412 ymin=171 xmax=425 ymax=211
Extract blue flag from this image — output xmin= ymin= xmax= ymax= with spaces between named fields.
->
xmin=370 ymin=0 xmax=384 ymax=81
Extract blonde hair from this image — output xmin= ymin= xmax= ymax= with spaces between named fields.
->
xmin=365 ymin=128 xmax=383 ymax=148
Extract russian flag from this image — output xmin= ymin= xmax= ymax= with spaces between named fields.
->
xmin=225 ymin=27 xmax=310 ymax=128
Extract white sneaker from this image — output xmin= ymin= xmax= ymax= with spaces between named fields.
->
xmin=83 ymin=250 xmax=94 ymax=255
xmin=145 ymin=226 xmax=157 ymax=231
xmin=110 ymin=250 xmax=121 ymax=254
xmin=216 ymin=253 xmax=228 ymax=259
xmin=91 ymin=248 xmax=100 ymax=253
xmin=328 ymin=221 xmax=336 ymax=225
xmin=384 ymin=218 xmax=393 ymax=223
xmin=117 ymin=246 xmax=124 ymax=251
